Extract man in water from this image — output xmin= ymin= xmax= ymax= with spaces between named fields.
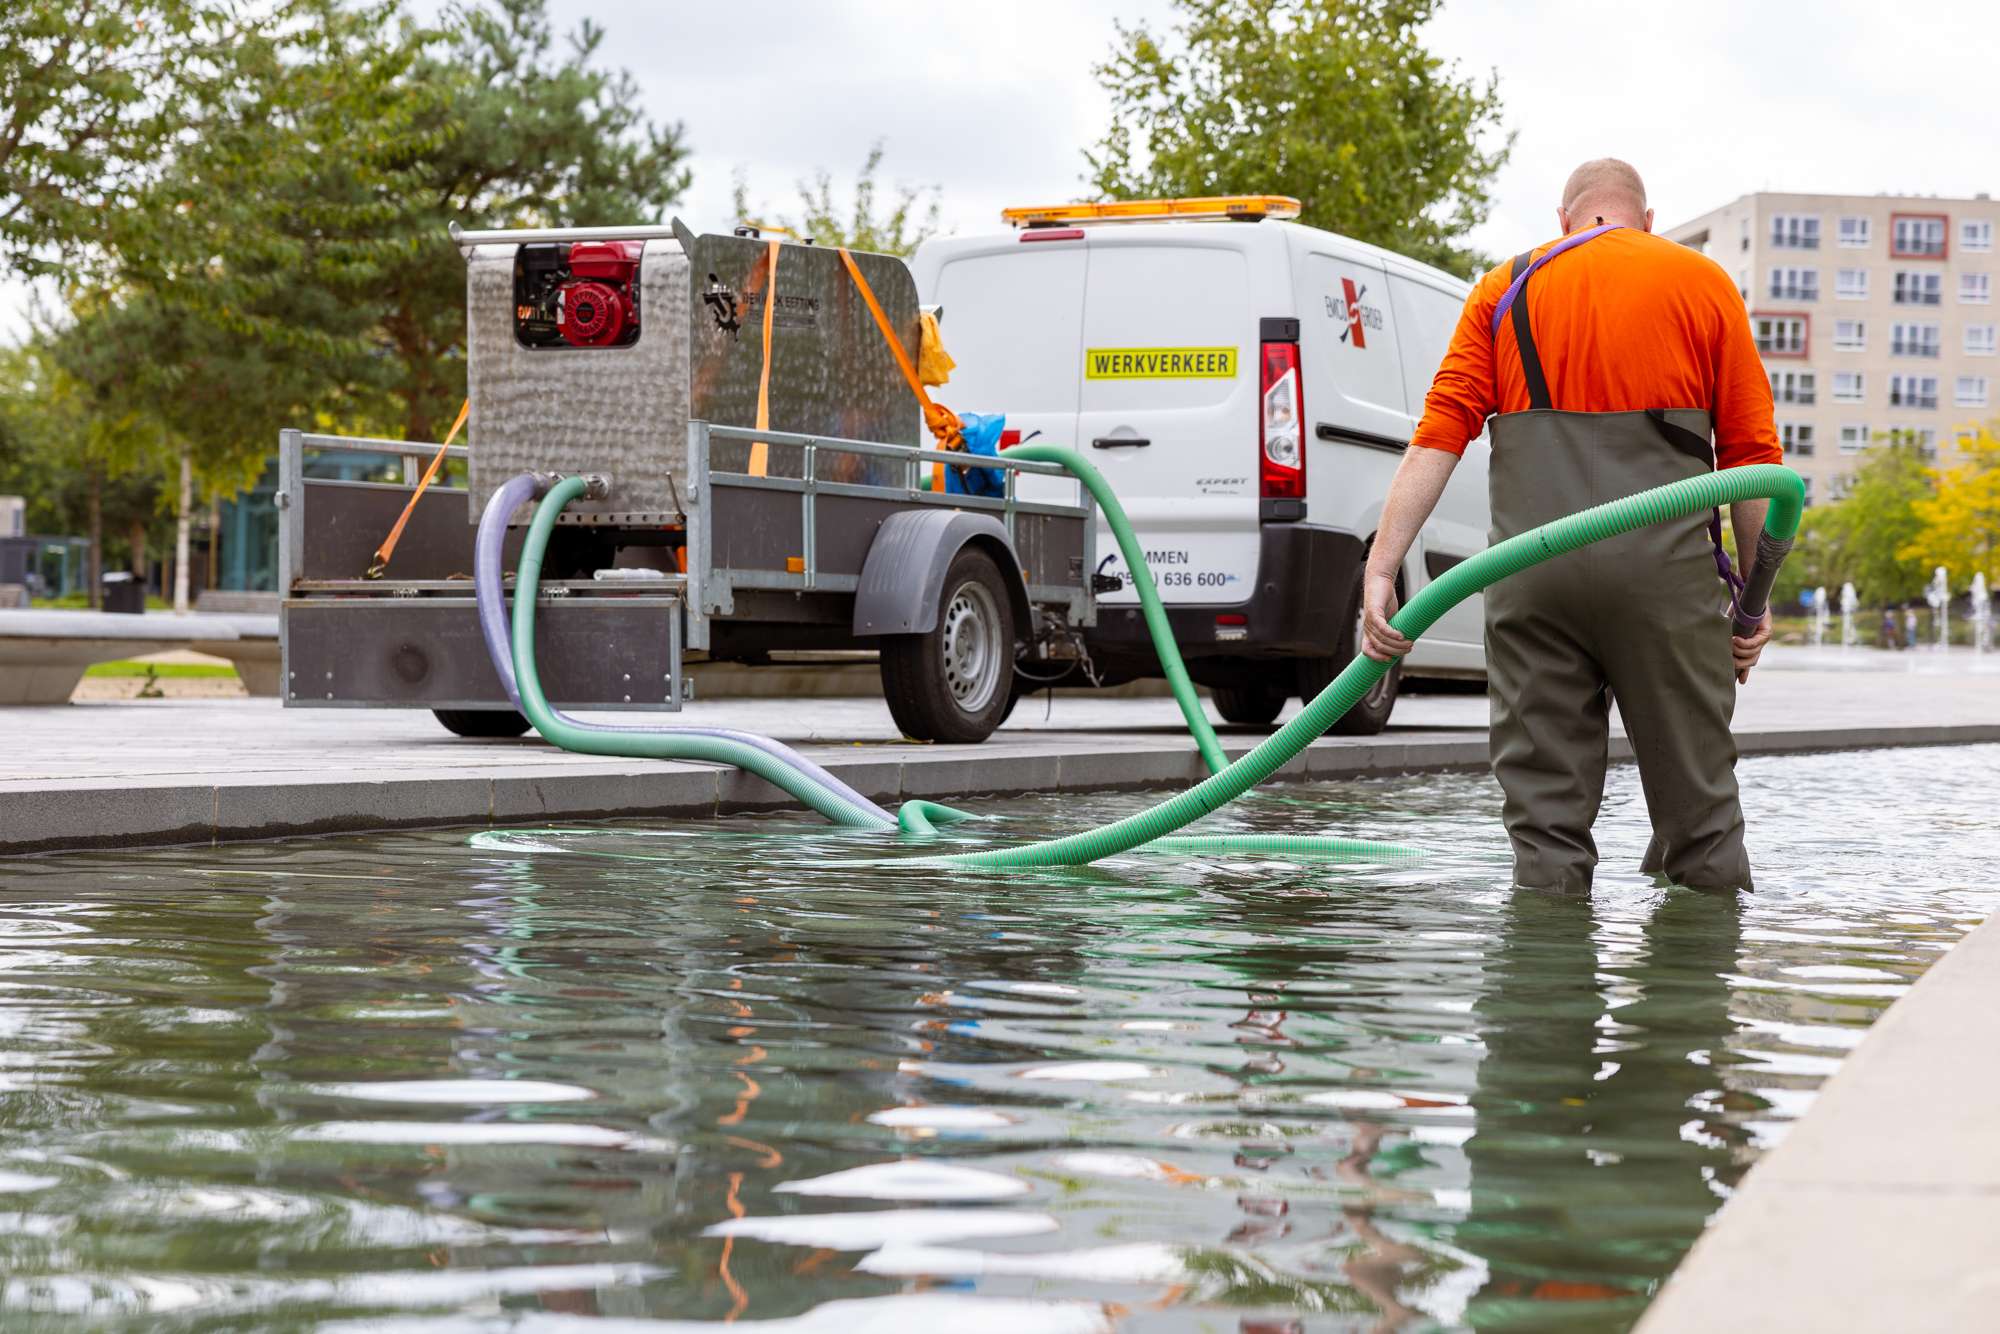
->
xmin=1359 ymin=159 xmax=1779 ymax=893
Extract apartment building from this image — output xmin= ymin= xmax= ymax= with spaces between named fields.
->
xmin=1665 ymin=192 xmax=1998 ymax=506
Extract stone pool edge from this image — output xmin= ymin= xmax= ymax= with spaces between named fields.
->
xmin=1638 ymin=909 xmax=2000 ymax=1334
xmin=4 ymin=721 xmax=1998 ymax=856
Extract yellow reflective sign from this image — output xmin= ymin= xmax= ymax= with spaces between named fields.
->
xmin=1085 ymin=347 xmax=1239 ymax=380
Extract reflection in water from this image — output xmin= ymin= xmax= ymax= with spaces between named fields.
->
xmin=0 ymin=745 xmax=1991 ymax=1329
xmin=1462 ymin=889 xmax=1750 ymax=1329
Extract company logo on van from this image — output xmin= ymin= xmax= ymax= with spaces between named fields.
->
xmin=1325 ymin=278 xmax=1385 ymax=348
xmin=1085 ymin=347 xmax=1239 ymax=380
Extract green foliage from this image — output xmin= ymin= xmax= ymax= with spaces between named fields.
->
xmin=0 ymin=1 xmax=241 ymax=271
xmin=1901 ymin=424 xmax=2000 ymax=584
xmin=732 ymin=142 xmax=943 ymax=257
xmin=1773 ymin=441 xmax=1932 ymax=607
xmin=1087 ymin=0 xmax=1510 ymax=278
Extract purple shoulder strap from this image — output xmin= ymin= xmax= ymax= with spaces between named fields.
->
xmin=1489 ymin=223 xmax=1622 ymax=338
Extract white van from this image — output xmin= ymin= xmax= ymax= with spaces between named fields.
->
xmin=909 ymin=196 xmax=1489 ymax=733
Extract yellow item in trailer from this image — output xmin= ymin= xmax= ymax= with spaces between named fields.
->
xmin=917 ymin=310 xmax=955 ymax=387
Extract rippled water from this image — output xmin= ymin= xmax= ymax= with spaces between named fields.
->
xmin=0 ymin=744 xmax=1995 ymax=1332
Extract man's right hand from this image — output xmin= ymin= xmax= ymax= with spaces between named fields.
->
xmin=1361 ymin=571 xmax=1414 ymax=662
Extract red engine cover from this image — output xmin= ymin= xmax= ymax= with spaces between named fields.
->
xmin=567 ymin=239 xmax=643 ymax=281
xmin=558 ymin=240 xmax=642 ymax=347
xmin=558 ymin=280 xmax=627 ymax=346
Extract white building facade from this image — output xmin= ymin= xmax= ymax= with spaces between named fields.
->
xmin=1665 ymin=192 xmax=1998 ymax=506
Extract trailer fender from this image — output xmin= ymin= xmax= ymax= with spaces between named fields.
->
xmin=852 ymin=509 xmax=1030 ymax=637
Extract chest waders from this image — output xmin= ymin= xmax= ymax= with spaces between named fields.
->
xmin=1485 ymin=226 xmax=1754 ymax=893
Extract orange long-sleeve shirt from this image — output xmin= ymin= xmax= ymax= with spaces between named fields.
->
xmin=1410 ymin=227 xmax=1782 ymax=469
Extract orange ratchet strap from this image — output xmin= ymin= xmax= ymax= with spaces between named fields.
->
xmin=366 ymin=397 xmax=469 ymax=579
xmin=750 ymin=238 xmax=779 ymax=478
xmin=837 ymin=247 xmax=962 ymax=491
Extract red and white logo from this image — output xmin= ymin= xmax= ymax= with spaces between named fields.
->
xmin=1325 ymin=278 xmax=1385 ymax=348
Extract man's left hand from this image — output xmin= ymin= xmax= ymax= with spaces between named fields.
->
xmin=1732 ymin=609 xmax=1773 ymax=684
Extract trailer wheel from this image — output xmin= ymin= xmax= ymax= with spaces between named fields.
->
xmin=1212 ymin=682 xmax=1286 ymax=727
xmin=881 ymin=547 xmax=1018 ymax=743
xmin=433 ymin=708 xmax=533 ymax=739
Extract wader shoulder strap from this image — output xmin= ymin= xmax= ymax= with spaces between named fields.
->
xmin=1505 ymin=251 xmax=1554 ymax=411
xmin=1490 ymin=223 xmax=1621 ymax=411
xmin=1646 ymin=410 xmax=1749 ymax=615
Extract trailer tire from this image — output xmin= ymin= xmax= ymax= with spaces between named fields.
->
xmin=1212 ymin=682 xmax=1286 ymax=727
xmin=881 ymin=547 xmax=1017 ymax=743
xmin=433 ymin=708 xmax=533 ymax=739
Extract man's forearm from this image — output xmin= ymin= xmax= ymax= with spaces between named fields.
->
xmin=1728 ymin=498 xmax=1769 ymax=583
xmin=1364 ymin=446 xmax=1461 ymax=581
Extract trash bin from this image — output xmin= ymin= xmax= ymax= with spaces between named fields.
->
xmin=102 ymin=571 xmax=144 ymax=614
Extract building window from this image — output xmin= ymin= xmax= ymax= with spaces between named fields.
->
xmin=1833 ymin=371 xmax=1866 ymax=403
xmin=1838 ymin=424 xmax=1871 ymax=455
xmin=1780 ymin=422 xmax=1816 ymax=456
xmin=1838 ymin=216 xmax=1872 ymax=248
xmin=1770 ymin=214 xmax=1820 ymax=249
xmin=1835 ymin=268 xmax=1869 ymax=300
xmin=1893 ymin=271 xmax=1943 ymax=305
xmin=1889 ymin=374 xmax=1939 ymax=409
xmin=1830 ymin=473 xmax=1854 ymax=500
xmin=1800 ymin=475 xmax=1815 ymax=507
xmin=1891 ymin=321 xmax=1942 ymax=357
xmin=1891 ymin=213 xmax=1948 ymax=258
xmin=1964 ymin=219 xmax=1994 ymax=253
xmin=1957 ymin=375 xmax=1990 ymax=407
xmin=1740 ymin=217 xmax=1750 ymax=251
xmin=1834 ymin=319 xmax=1867 ymax=351
xmin=1754 ymin=314 xmax=1809 ymax=356
xmin=1960 ymin=273 xmax=1992 ymax=304
xmin=1968 ymin=323 xmax=1999 ymax=356
xmin=1768 ymin=267 xmax=1819 ymax=301
xmin=1771 ymin=370 xmax=1816 ymax=404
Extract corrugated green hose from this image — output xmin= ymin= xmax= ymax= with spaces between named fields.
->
xmin=940 ymin=463 xmax=1804 ymax=868
xmin=509 ymin=463 xmax=1802 ymax=870
xmin=511 ymin=477 xmax=894 ymax=830
xmin=1005 ymin=443 xmax=1229 ymax=775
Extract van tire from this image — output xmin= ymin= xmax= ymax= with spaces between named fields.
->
xmin=1299 ymin=568 xmax=1400 ymax=735
xmin=881 ymin=547 xmax=1018 ymax=743
xmin=433 ymin=708 xmax=533 ymax=739
xmin=1211 ymin=683 xmax=1286 ymax=727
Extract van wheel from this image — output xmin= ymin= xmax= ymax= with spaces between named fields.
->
xmin=1211 ymin=682 xmax=1286 ymax=727
xmin=433 ymin=708 xmax=533 ymax=738
xmin=1298 ymin=572 xmax=1400 ymax=735
xmin=881 ymin=547 xmax=1018 ymax=743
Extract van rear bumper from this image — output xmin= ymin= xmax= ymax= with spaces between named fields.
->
xmin=1084 ymin=523 xmax=1364 ymax=678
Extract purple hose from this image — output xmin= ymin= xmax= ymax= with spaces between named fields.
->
xmin=474 ymin=474 xmax=893 ymax=822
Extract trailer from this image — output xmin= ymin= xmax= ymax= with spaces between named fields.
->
xmin=278 ymin=223 xmax=1100 ymax=743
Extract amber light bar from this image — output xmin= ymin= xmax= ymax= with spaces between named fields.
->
xmin=1001 ymin=195 xmax=1303 ymax=228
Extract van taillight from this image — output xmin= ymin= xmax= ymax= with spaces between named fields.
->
xmin=1259 ymin=341 xmax=1305 ymax=499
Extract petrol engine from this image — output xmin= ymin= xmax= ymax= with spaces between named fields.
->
xmin=513 ymin=240 xmax=644 ymax=349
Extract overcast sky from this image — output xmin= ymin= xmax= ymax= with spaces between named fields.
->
xmin=7 ymin=0 xmax=1997 ymax=339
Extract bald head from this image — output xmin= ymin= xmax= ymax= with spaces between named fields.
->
xmin=1558 ymin=158 xmax=1652 ymax=234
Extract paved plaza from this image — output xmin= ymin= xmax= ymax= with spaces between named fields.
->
xmin=4 ymin=646 xmax=1997 ymax=855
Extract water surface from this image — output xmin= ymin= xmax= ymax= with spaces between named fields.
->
xmin=1 ymin=744 xmax=1994 ymax=1331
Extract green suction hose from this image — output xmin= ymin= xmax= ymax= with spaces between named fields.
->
xmin=939 ymin=463 xmax=1805 ymax=868
xmin=1005 ymin=443 xmax=1229 ymax=775
xmin=511 ymin=477 xmax=894 ymax=830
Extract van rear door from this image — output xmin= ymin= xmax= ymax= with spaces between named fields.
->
xmin=920 ymin=237 xmax=1089 ymax=487
xmin=1075 ymin=239 xmax=1259 ymax=605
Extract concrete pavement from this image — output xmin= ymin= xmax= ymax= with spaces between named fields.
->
xmin=4 ymin=647 xmax=1999 ymax=854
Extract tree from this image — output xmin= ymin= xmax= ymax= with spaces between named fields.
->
xmin=1087 ymin=0 xmax=1510 ymax=278
xmin=1901 ymin=424 xmax=2000 ymax=587
xmin=0 ymin=1 xmax=241 ymax=273
xmin=373 ymin=0 xmax=694 ymax=441
xmin=1772 ymin=440 xmax=1931 ymax=608
xmin=732 ymin=142 xmax=943 ymax=257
